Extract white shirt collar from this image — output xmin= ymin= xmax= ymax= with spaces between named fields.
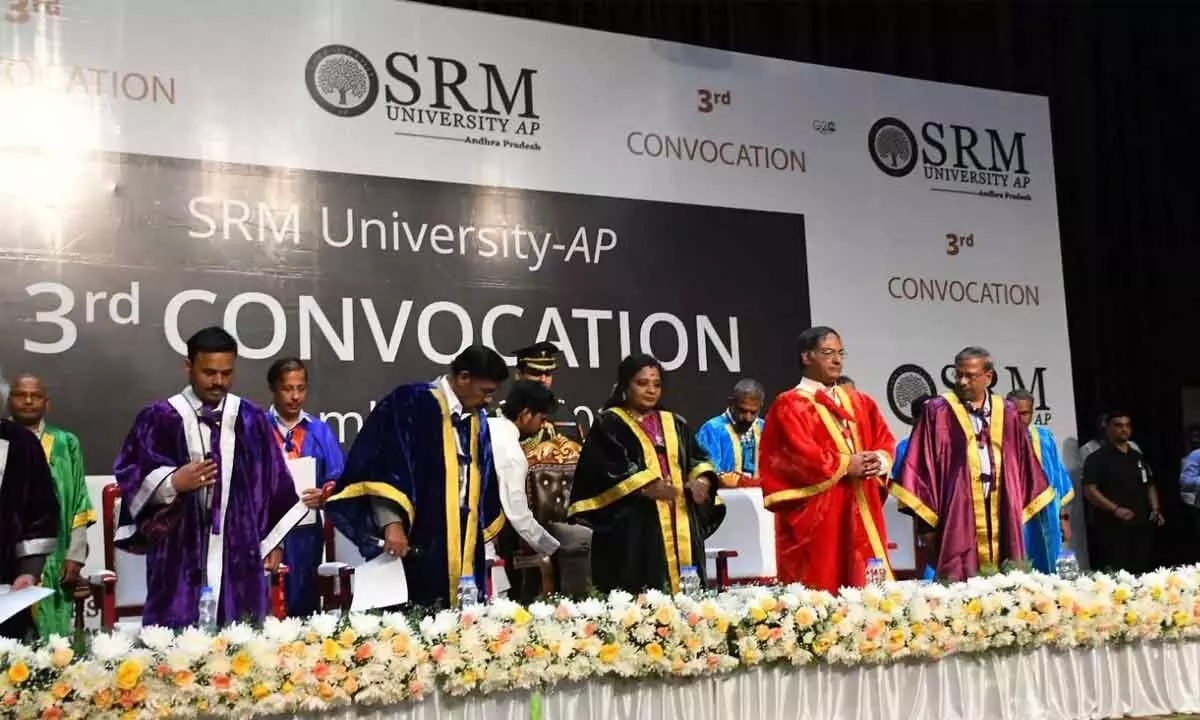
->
xmin=436 ymin=375 xmax=464 ymax=417
xmin=268 ymin=405 xmax=312 ymax=428
xmin=797 ymin=377 xmax=836 ymax=397
xmin=181 ymin=385 xmax=229 ymax=412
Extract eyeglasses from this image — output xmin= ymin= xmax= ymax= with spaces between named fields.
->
xmin=953 ymin=370 xmax=990 ymax=382
xmin=815 ymin=349 xmax=847 ymax=358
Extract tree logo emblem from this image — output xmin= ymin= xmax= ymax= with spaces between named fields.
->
xmin=305 ymin=45 xmax=380 ymax=118
xmin=886 ymin=363 xmax=937 ymax=425
xmin=868 ymin=117 xmax=918 ymax=178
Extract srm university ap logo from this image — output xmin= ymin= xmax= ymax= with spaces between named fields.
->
xmin=305 ymin=45 xmax=380 ymax=118
xmin=866 ymin=115 xmax=1033 ymax=201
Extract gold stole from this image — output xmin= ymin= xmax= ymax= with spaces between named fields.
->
xmin=609 ymin=408 xmax=692 ymax=593
xmin=791 ymin=388 xmax=893 ymax=579
xmin=723 ymin=420 xmax=762 ymax=477
xmin=431 ymin=389 xmax=484 ymax=607
xmin=942 ymin=392 xmax=1005 ymax=567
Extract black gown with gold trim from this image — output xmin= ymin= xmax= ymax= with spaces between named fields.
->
xmin=568 ymin=408 xmax=725 ymax=594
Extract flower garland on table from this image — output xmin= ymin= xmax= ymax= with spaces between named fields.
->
xmin=2 ymin=567 xmax=1200 ymax=719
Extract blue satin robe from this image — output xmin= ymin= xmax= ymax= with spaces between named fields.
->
xmin=325 ymin=383 xmax=504 ymax=609
xmin=1023 ymin=424 xmax=1075 ymax=574
xmin=696 ymin=414 xmax=764 ymax=475
xmin=272 ymin=411 xmax=345 ymax=616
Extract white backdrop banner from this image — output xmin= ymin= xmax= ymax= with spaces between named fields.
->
xmin=0 ymin=0 xmax=1075 ymax=572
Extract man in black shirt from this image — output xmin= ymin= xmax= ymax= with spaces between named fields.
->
xmin=1083 ymin=411 xmax=1163 ymax=573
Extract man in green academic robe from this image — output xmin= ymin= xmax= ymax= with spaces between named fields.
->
xmin=7 ymin=374 xmax=94 ymax=638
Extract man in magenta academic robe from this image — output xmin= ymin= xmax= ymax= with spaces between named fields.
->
xmin=113 ymin=327 xmax=304 ymax=628
xmin=892 ymin=346 xmax=1053 ymax=581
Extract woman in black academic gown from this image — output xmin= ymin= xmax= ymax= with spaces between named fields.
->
xmin=567 ymin=354 xmax=725 ymax=594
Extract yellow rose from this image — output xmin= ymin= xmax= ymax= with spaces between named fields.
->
xmin=338 ymin=629 xmax=358 ymax=648
xmin=51 ymin=682 xmax=71 ymax=700
xmin=343 ymin=676 xmax=360 ymax=695
xmin=321 ymin=638 xmax=341 ymax=662
xmin=391 ymin=635 xmax=411 ymax=655
xmin=317 ymin=682 xmax=335 ymax=701
xmin=910 ymin=623 xmax=926 ymax=637
xmin=749 ymin=607 xmax=767 ymax=623
xmin=879 ymin=599 xmax=895 ymax=614
xmin=965 ymin=599 xmax=982 ymax=616
xmin=6 ymin=661 xmax=29 ymax=685
xmin=50 ymin=647 xmax=74 ymax=669
xmin=1125 ymin=611 xmax=1139 ymax=625
xmin=94 ymin=689 xmax=114 ymax=709
xmin=461 ymin=669 xmax=478 ymax=686
xmin=115 ymin=659 xmax=144 ymax=691
xmin=122 ymin=711 xmax=138 ymax=720
xmin=754 ymin=625 xmax=770 ymax=641
xmin=1174 ymin=611 xmax=1191 ymax=627
xmin=716 ymin=619 xmax=730 ymax=634
xmin=379 ymin=628 xmax=396 ymax=641
xmin=645 ymin=643 xmax=664 ymax=661
xmin=231 ymin=653 xmax=252 ymax=677
xmin=761 ymin=597 xmax=778 ymax=612
xmin=654 ymin=606 xmax=674 ymax=625
xmin=512 ymin=608 xmax=533 ymax=626
xmin=252 ymin=684 xmax=270 ymax=700
xmin=795 ymin=608 xmax=816 ymax=628
xmin=281 ymin=681 xmax=295 ymax=695
xmin=598 ymin=644 xmax=620 ymax=664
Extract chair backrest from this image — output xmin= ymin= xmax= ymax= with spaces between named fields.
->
xmin=523 ymin=434 xmax=582 ymax=524
xmin=100 ymin=483 xmax=146 ymax=617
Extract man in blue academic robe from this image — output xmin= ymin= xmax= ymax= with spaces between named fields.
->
xmin=1009 ymin=390 xmax=1074 ymax=573
xmin=696 ymin=379 xmax=766 ymax=488
xmin=266 ymin=357 xmax=345 ymax=616
xmin=113 ymin=327 xmax=304 ymax=628
xmin=326 ymin=346 xmax=509 ymax=609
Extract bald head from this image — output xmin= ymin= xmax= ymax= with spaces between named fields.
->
xmin=7 ymin=373 xmax=48 ymax=428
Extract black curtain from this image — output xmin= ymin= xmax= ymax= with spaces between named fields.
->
xmin=419 ymin=0 xmax=1200 ymax=563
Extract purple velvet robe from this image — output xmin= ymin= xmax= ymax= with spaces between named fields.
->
xmin=893 ymin=394 xmax=1053 ymax=581
xmin=0 ymin=419 xmax=60 ymax=583
xmin=113 ymin=390 xmax=301 ymax=628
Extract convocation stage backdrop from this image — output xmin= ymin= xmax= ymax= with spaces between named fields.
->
xmin=0 ymin=0 xmax=1076 ymax=566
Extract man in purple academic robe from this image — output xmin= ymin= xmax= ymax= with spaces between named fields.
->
xmin=0 ymin=417 xmax=60 ymax=639
xmin=892 ymin=346 xmax=1054 ymax=582
xmin=113 ymin=327 xmax=304 ymax=628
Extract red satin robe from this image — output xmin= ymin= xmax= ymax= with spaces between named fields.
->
xmin=760 ymin=385 xmax=897 ymax=591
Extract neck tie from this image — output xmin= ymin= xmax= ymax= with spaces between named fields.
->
xmin=199 ymin=407 xmax=223 ymax=534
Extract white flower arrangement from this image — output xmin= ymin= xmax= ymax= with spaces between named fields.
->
xmin=3 ymin=566 xmax=1200 ymax=718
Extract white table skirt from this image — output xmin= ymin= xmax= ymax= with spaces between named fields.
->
xmin=264 ymin=639 xmax=1200 ymax=720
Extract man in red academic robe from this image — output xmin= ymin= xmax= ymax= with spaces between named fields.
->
xmin=892 ymin=346 xmax=1053 ymax=582
xmin=760 ymin=327 xmax=896 ymax=591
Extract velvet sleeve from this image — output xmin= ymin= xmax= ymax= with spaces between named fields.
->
xmin=567 ymin=412 xmax=652 ymax=519
xmin=759 ymin=393 xmax=850 ymax=512
xmin=891 ymin=402 xmax=942 ymax=530
xmin=677 ymin=415 xmax=726 ymax=538
xmin=248 ymin=409 xmax=302 ymax=553
xmin=695 ymin=418 xmax=733 ymax=474
xmin=325 ymin=388 xmax=418 ymax=559
xmin=112 ymin=403 xmax=187 ymax=522
xmin=1011 ymin=411 xmax=1054 ymax=524
xmin=4 ymin=426 xmax=60 ymax=561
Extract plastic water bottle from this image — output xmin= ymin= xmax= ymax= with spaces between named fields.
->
xmin=864 ymin=558 xmax=887 ymax=586
xmin=456 ymin=576 xmax=479 ymax=609
xmin=1055 ymin=550 xmax=1080 ymax=580
xmin=197 ymin=585 xmax=218 ymax=633
xmin=679 ymin=565 xmax=703 ymax=597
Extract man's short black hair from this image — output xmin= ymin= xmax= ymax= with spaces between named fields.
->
xmin=267 ymin=357 xmax=306 ymax=388
xmin=1006 ymin=389 xmax=1035 ymax=404
xmin=795 ymin=326 xmax=839 ymax=371
xmin=186 ymin=326 xmax=237 ymax=362
xmin=450 ymin=345 xmax=509 ymax=383
xmin=1106 ymin=410 xmax=1132 ymax=424
xmin=501 ymin=379 xmax=557 ymax=421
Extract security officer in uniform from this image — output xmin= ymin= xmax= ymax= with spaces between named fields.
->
xmin=498 ymin=342 xmax=584 ymax=443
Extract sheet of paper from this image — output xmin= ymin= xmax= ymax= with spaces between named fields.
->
xmin=286 ymin=456 xmax=318 ymax=526
xmin=0 ymin=586 xmax=54 ymax=625
xmin=350 ymin=551 xmax=409 ymax=612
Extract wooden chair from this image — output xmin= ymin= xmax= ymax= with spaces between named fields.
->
xmin=704 ymin=548 xmax=740 ymax=590
xmin=509 ymin=435 xmax=584 ymax=597
xmin=315 ymin=517 xmax=354 ymax=614
xmin=93 ymin=482 xmax=289 ymax=628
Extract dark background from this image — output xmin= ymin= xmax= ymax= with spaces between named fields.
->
xmin=0 ymin=152 xmax=808 ymax=469
xmin=417 ymin=0 xmax=1200 ymax=564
